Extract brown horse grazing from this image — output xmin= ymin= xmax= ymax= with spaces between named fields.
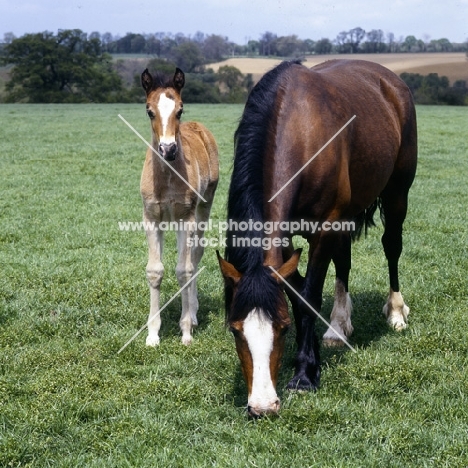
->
xmin=141 ymin=68 xmax=218 ymax=346
xmin=217 ymin=60 xmax=417 ymax=417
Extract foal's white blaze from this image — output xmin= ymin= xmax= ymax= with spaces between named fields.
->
xmin=157 ymin=93 xmax=176 ymax=145
xmin=243 ymin=309 xmax=279 ymax=414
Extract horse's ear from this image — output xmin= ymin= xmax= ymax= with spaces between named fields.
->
xmin=216 ymin=251 xmax=242 ymax=286
xmin=271 ymin=249 xmax=302 ymax=283
xmin=141 ymin=68 xmax=153 ymax=95
xmin=173 ymin=68 xmax=185 ymax=93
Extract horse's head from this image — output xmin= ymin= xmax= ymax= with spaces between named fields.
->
xmin=141 ymin=67 xmax=185 ymax=161
xmin=217 ymin=249 xmax=301 ymax=417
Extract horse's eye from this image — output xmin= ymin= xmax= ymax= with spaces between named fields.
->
xmin=229 ymin=326 xmax=241 ymax=337
xmin=147 ymin=109 xmax=155 ymax=120
xmin=176 ymin=108 xmax=183 ymax=120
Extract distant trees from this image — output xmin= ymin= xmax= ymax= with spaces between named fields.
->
xmin=400 ymin=72 xmax=467 ymax=105
xmin=362 ymin=29 xmax=386 ymax=53
xmin=1 ymin=28 xmax=467 ymax=104
xmin=2 ymin=29 xmax=125 ymax=102
xmin=336 ymin=27 xmax=366 ymax=53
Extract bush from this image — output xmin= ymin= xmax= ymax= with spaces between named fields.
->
xmin=400 ymin=72 xmax=467 ymax=105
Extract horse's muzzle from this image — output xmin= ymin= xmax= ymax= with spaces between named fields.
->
xmin=158 ymin=142 xmax=177 ymax=161
xmin=247 ymin=399 xmax=280 ymax=418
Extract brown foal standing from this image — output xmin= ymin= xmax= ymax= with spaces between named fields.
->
xmin=140 ymin=67 xmax=218 ymax=345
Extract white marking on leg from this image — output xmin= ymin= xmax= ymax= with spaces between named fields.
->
xmin=158 ymin=93 xmax=176 ymax=145
xmin=323 ymin=279 xmax=353 ymax=347
xmin=243 ymin=309 xmax=280 ymax=415
xmin=383 ymin=289 xmax=409 ymax=331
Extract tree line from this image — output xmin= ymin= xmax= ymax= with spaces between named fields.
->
xmin=1 ymin=29 xmax=467 ymax=104
xmin=0 ymin=30 xmax=254 ymax=103
xmin=3 ymin=28 xmax=467 ymax=65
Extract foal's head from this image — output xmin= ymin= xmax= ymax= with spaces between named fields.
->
xmin=217 ymin=250 xmax=301 ymax=417
xmin=141 ymin=68 xmax=185 ymax=161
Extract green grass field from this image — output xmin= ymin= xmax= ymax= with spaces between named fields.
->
xmin=0 ymin=103 xmax=467 ymax=467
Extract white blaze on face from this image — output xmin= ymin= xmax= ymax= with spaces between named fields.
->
xmin=157 ymin=92 xmax=176 ymax=145
xmin=243 ymin=309 xmax=279 ymax=413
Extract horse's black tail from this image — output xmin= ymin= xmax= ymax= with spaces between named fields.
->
xmin=351 ymin=198 xmax=384 ymax=241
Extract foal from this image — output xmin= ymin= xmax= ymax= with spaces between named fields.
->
xmin=140 ymin=68 xmax=219 ymax=345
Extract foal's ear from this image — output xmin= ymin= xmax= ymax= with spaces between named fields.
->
xmin=141 ymin=68 xmax=153 ymax=95
xmin=216 ymin=251 xmax=242 ymax=286
xmin=270 ymin=248 xmax=302 ymax=283
xmin=173 ymin=68 xmax=185 ymax=92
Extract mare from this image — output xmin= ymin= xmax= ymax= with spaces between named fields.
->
xmin=217 ymin=60 xmax=417 ymax=417
xmin=141 ymin=68 xmax=219 ymax=346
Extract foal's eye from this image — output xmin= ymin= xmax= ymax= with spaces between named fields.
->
xmin=147 ymin=109 xmax=155 ymax=120
xmin=176 ymin=108 xmax=183 ymax=120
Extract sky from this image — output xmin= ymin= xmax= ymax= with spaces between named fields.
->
xmin=1 ymin=0 xmax=467 ymax=44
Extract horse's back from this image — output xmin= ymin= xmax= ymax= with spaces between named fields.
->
xmin=311 ymin=60 xmax=417 ymax=192
xmin=261 ymin=59 xmax=417 ymax=221
xmin=310 ymin=59 xmax=416 ymax=134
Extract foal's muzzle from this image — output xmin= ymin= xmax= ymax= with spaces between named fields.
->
xmin=158 ymin=142 xmax=177 ymax=161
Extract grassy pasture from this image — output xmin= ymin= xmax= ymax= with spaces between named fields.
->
xmin=0 ymin=103 xmax=467 ymax=467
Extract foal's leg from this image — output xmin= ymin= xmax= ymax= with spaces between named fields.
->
xmin=323 ymin=233 xmax=354 ymax=346
xmin=176 ymin=219 xmax=198 ymax=345
xmin=145 ymin=216 xmax=164 ymax=347
xmin=380 ymin=192 xmax=410 ymax=330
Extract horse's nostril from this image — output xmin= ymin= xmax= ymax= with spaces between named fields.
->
xmin=247 ymin=406 xmax=260 ymax=419
xmin=158 ymin=143 xmax=177 ymax=160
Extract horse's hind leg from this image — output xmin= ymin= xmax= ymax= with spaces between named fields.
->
xmin=380 ymin=188 xmax=411 ymax=330
xmin=323 ymin=233 xmax=354 ymax=347
xmin=145 ymin=217 xmax=164 ymax=347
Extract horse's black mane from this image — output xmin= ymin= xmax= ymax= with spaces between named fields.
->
xmin=226 ymin=60 xmax=302 ymax=271
xmin=224 ymin=60 xmax=302 ymax=323
xmin=150 ymin=71 xmax=175 ymax=90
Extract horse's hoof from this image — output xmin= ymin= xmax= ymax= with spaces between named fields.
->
xmin=382 ymin=292 xmax=409 ymax=331
xmin=181 ymin=335 xmax=193 ymax=346
xmin=287 ymin=375 xmax=319 ymax=393
xmin=146 ymin=334 xmax=160 ymax=347
xmin=323 ymin=337 xmax=346 ymax=348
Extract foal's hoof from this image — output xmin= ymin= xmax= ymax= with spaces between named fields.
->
xmin=181 ymin=335 xmax=193 ymax=346
xmin=146 ymin=334 xmax=160 ymax=347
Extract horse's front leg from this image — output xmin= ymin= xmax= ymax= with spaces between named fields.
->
xmin=288 ymin=234 xmax=333 ymax=391
xmin=144 ymin=214 xmax=164 ymax=347
xmin=176 ymin=221 xmax=198 ymax=345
